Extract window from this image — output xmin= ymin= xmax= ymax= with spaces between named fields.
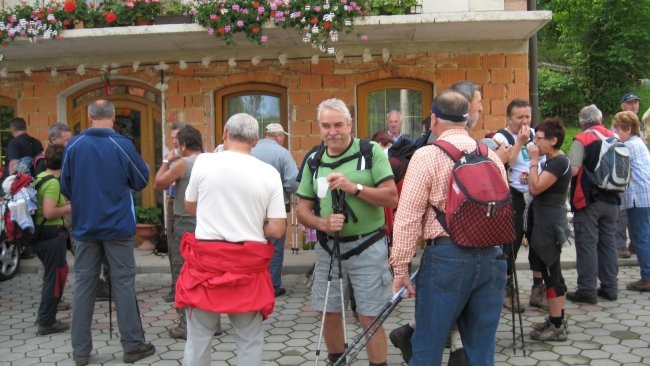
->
xmin=357 ymin=79 xmax=433 ymax=141
xmin=0 ymin=96 xmax=17 ymax=167
xmin=215 ymin=83 xmax=288 ymax=147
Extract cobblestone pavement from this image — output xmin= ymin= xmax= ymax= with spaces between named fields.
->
xmin=1 ymin=265 xmax=650 ymax=365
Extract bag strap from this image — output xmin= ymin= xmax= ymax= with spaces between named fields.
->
xmin=432 ymin=140 xmax=463 ymax=162
xmin=496 ymin=129 xmax=515 ymax=146
xmin=34 ymin=174 xmax=63 ymax=227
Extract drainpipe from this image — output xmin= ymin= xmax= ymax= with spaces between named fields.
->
xmin=528 ymin=0 xmax=539 ymax=127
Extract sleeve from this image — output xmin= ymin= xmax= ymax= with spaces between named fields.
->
xmin=122 ymin=140 xmax=150 ymax=191
xmin=369 ymin=142 xmax=395 ymax=185
xmin=544 ymin=155 xmax=570 ymax=178
xmin=60 ymin=145 xmax=72 ymax=198
xmin=281 ymin=151 xmax=299 ymax=193
xmin=5 ymin=139 xmax=22 ymax=161
xmin=267 ymin=169 xmax=288 ymax=219
xmin=184 ymin=155 xmax=202 ymax=203
xmin=492 ymin=132 xmax=509 ymax=146
xmin=568 ymin=140 xmax=585 ymax=167
xmin=41 ymin=178 xmax=61 ymax=202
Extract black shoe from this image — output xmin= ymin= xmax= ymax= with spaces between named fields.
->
xmin=57 ymin=299 xmax=71 ymax=311
xmin=448 ymin=348 xmax=466 ymax=366
xmin=389 ymin=323 xmax=414 ymax=363
xmin=163 ymin=291 xmax=175 ymax=303
xmin=566 ymin=291 xmax=597 ymax=305
xmin=96 ymin=279 xmax=110 ymax=301
xmin=123 ymin=342 xmax=155 ymax=363
xmin=274 ymin=288 xmax=286 ymax=297
xmin=73 ymin=354 xmax=90 ymax=366
xmin=597 ymin=288 xmax=617 ymax=301
xmin=20 ymin=247 xmax=36 ymax=259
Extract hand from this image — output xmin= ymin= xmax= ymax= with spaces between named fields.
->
xmin=392 ymin=276 xmax=415 ymax=298
xmin=326 ymin=213 xmax=346 ymax=232
xmin=165 ymin=149 xmax=180 ymax=162
xmin=528 ymin=143 xmax=540 ymax=161
xmin=517 ymin=125 xmax=531 ymax=145
xmin=326 ymin=173 xmax=356 ymax=195
xmin=496 ymin=143 xmax=511 ymax=164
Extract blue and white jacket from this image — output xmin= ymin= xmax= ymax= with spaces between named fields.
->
xmin=61 ymin=128 xmax=150 ymax=241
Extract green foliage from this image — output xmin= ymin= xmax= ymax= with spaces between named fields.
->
xmin=561 ymin=124 xmax=580 ymax=155
xmin=367 ymin=0 xmax=417 ymax=15
xmin=538 ymin=67 xmax=583 ymax=122
xmin=135 ymin=206 xmax=162 ymax=225
xmin=538 ymin=0 xmax=650 ymax=114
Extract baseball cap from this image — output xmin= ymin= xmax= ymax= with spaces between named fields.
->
xmin=265 ymin=123 xmax=289 ymax=135
xmin=620 ymin=93 xmax=640 ymax=103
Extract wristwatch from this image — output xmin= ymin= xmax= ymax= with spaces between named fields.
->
xmin=354 ymin=183 xmax=364 ymax=196
xmin=162 ymin=159 xmax=170 ymax=164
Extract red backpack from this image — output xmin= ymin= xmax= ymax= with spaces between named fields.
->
xmin=433 ymin=140 xmax=515 ymax=248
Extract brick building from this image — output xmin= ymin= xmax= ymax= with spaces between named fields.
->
xmin=0 ymin=0 xmax=550 ymax=209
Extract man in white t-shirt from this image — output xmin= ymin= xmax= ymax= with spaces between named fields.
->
xmin=178 ymin=113 xmax=287 ymax=366
xmin=493 ymin=99 xmax=546 ymax=313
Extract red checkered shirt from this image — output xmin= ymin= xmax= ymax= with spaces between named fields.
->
xmin=389 ymin=128 xmax=508 ymax=278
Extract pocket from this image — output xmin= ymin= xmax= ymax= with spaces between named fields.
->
xmin=489 ymin=257 xmax=508 ymax=291
xmin=427 ymin=254 xmax=466 ymax=292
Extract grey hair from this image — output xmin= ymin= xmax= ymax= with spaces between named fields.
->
xmin=317 ymin=98 xmax=352 ymax=123
xmin=578 ymin=104 xmax=603 ymax=126
xmin=386 ymin=110 xmax=402 ymax=120
xmin=170 ymin=122 xmax=187 ymax=132
xmin=88 ymin=100 xmax=115 ymax=120
xmin=225 ymin=113 xmax=259 ymax=143
xmin=450 ymin=80 xmax=480 ymax=103
xmin=48 ymin=123 xmax=71 ymax=140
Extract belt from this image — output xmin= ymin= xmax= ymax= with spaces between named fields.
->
xmin=327 ymin=229 xmax=383 ymax=243
xmin=425 ymin=236 xmax=454 ymax=246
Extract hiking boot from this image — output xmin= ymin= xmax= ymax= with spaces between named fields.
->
xmin=503 ymin=286 xmax=525 ymax=313
xmin=566 ymin=291 xmax=597 ymax=304
xmin=123 ymin=342 xmax=155 ymax=363
xmin=626 ymin=279 xmax=650 ymax=292
xmin=37 ymin=320 xmax=70 ymax=336
xmin=529 ymin=284 xmax=548 ymax=310
xmin=531 ymin=316 xmax=569 ymax=333
xmin=389 ymin=323 xmax=414 ymax=363
xmin=448 ymin=348 xmax=466 ymax=366
xmin=72 ymin=354 xmax=90 ymax=366
xmin=530 ymin=321 xmax=567 ymax=342
xmin=618 ymin=247 xmax=631 ymax=259
xmin=57 ymin=299 xmax=71 ymax=311
xmin=163 ymin=291 xmax=175 ymax=303
xmin=96 ymin=279 xmax=110 ymax=301
xmin=274 ymin=288 xmax=286 ymax=297
xmin=214 ymin=315 xmax=223 ymax=336
xmin=169 ymin=323 xmax=187 ymax=340
xmin=597 ymin=288 xmax=617 ymax=301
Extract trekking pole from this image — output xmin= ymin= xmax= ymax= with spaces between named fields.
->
xmin=509 ymin=242 xmax=526 ymax=356
xmin=107 ymin=279 xmax=113 ymax=339
xmin=313 ymin=233 xmax=339 ymax=366
xmin=334 ymin=190 xmax=348 ymax=354
xmin=333 ymin=269 xmax=419 ymax=366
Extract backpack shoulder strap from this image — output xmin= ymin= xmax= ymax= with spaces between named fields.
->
xmin=476 ymin=142 xmax=489 ymax=157
xmin=358 ymin=138 xmax=373 ymax=170
xmin=586 ymin=129 xmax=607 ymax=141
xmin=34 ymin=174 xmax=57 ymax=191
xmin=496 ymin=129 xmax=515 ymax=146
xmin=307 ymin=143 xmax=327 ymax=179
xmin=432 ymin=140 xmax=463 ymax=162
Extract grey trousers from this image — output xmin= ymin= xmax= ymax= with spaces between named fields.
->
xmin=573 ymin=200 xmax=619 ymax=296
xmin=71 ymin=237 xmax=145 ymax=357
xmin=172 ymin=215 xmax=195 ymax=320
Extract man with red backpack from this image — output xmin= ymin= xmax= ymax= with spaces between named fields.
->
xmin=391 ymin=91 xmax=509 ymax=365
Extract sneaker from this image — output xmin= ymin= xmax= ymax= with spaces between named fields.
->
xmin=274 ymin=288 xmax=286 ymax=297
xmin=57 ymin=299 xmax=71 ymax=311
xmin=169 ymin=324 xmax=187 ymax=340
xmin=618 ymin=247 xmax=631 ymax=259
xmin=389 ymin=323 xmax=414 ymax=363
xmin=96 ymin=279 xmax=110 ymax=301
xmin=532 ymin=316 xmax=569 ymax=333
xmin=37 ymin=320 xmax=70 ymax=336
xmin=597 ymin=288 xmax=617 ymax=301
xmin=163 ymin=291 xmax=175 ymax=303
xmin=448 ymin=348 xmax=466 ymax=366
xmin=503 ymin=286 xmax=525 ymax=313
xmin=529 ymin=284 xmax=549 ymax=310
xmin=72 ymin=354 xmax=90 ymax=366
xmin=566 ymin=291 xmax=597 ymax=305
xmin=530 ymin=321 xmax=567 ymax=342
xmin=626 ymin=279 xmax=650 ymax=292
xmin=123 ymin=342 xmax=155 ymax=363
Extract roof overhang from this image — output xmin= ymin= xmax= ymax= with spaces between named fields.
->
xmin=0 ymin=11 xmax=552 ymax=72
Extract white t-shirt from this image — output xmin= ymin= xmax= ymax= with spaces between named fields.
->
xmin=493 ymin=129 xmax=544 ymax=193
xmin=185 ymin=151 xmax=287 ymax=242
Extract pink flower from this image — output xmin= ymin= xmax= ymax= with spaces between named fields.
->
xmin=261 ymin=35 xmax=268 ymax=42
xmin=360 ymin=34 xmax=368 ymax=41
xmin=210 ymin=14 xmax=218 ymax=20
xmin=208 ymin=28 xmax=214 ymax=35
xmin=237 ymin=20 xmax=244 ymax=27
xmin=127 ymin=2 xmax=134 ymax=8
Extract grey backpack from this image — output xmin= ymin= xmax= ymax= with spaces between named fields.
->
xmin=587 ymin=129 xmax=630 ymax=192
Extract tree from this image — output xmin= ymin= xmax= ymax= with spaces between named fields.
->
xmin=538 ymin=0 xmax=650 ymax=117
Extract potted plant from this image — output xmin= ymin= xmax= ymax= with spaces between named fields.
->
xmin=125 ymin=0 xmax=165 ymax=25
xmin=135 ymin=205 xmax=162 ymax=251
xmin=155 ymin=0 xmax=194 ymax=24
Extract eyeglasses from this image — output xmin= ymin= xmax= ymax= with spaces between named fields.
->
xmin=533 ymin=135 xmax=547 ymax=141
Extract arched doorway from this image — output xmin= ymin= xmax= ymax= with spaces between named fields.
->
xmin=66 ymin=81 xmax=162 ymax=207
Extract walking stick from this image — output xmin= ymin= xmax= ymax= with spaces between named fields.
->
xmin=508 ymin=242 xmax=526 ymax=356
xmin=333 ymin=269 xmax=419 ymax=366
xmin=313 ymin=236 xmax=338 ymax=366
xmin=334 ymin=191 xmax=349 ymax=354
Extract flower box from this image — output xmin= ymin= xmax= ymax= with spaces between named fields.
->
xmin=154 ymin=14 xmax=193 ymax=25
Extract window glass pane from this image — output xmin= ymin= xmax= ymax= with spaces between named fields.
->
xmin=367 ymin=89 xmax=424 ymax=141
xmin=0 ymin=105 xmax=15 ymax=165
xmin=226 ymin=94 xmax=280 ymax=138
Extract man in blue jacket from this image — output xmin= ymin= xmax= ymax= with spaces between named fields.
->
xmin=61 ymin=99 xmax=154 ymax=366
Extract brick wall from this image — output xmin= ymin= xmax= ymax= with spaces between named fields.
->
xmin=0 ymin=51 xmax=529 ymax=162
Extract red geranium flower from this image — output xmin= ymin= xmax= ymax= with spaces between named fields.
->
xmin=323 ymin=22 xmax=330 ymax=30
xmin=63 ymin=1 xmax=76 ymax=13
xmin=311 ymin=18 xmax=318 ymax=25
xmin=105 ymin=11 xmax=118 ymax=24
xmin=252 ymin=26 xmax=259 ymax=34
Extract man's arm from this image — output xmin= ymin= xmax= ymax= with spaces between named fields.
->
xmin=264 ymin=218 xmax=286 ymax=239
xmin=281 ymin=152 xmax=300 ymax=193
xmin=184 ymin=200 xmax=196 ymax=215
xmin=154 ymin=159 xmax=185 ymax=192
xmin=325 ymin=172 xmax=398 ymax=209
xmin=296 ymin=197 xmax=345 ymax=233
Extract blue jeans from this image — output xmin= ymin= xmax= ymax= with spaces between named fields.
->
xmin=410 ymin=242 xmax=506 ymax=366
xmin=627 ymin=207 xmax=650 ymax=280
xmin=269 ymin=233 xmax=286 ymax=292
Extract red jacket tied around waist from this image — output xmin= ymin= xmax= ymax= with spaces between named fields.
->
xmin=174 ymin=232 xmax=275 ymax=319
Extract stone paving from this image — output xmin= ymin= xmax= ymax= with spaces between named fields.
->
xmin=1 ymin=253 xmax=649 ymax=365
